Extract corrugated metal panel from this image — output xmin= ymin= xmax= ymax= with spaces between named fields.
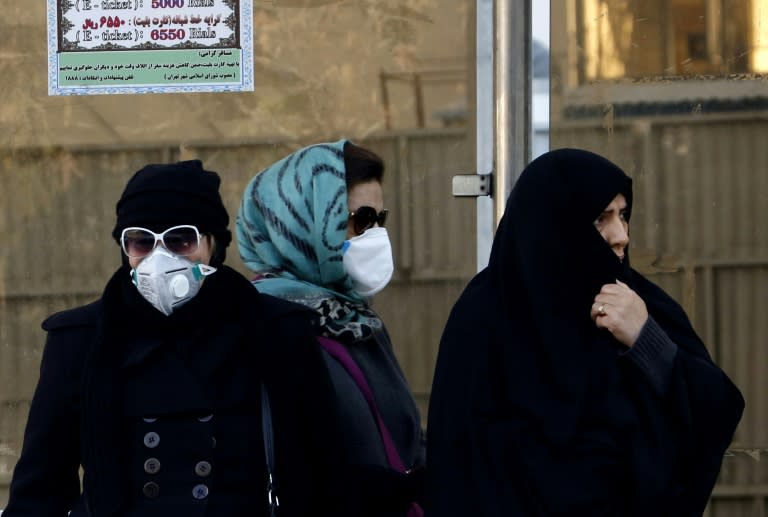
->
xmin=649 ymin=122 xmax=768 ymax=259
xmin=1 ymin=149 xmax=169 ymax=296
xmin=715 ymin=267 xmax=768 ymax=486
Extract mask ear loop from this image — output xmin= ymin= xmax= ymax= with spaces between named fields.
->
xmin=193 ymin=264 xmax=218 ymax=280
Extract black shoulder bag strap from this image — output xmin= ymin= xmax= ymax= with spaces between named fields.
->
xmin=261 ymin=382 xmax=279 ymax=517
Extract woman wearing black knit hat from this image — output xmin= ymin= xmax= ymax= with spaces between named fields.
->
xmin=4 ymin=160 xmax=345 ymax=516
xmin=426 ymin=148 xmax=744 ymax=516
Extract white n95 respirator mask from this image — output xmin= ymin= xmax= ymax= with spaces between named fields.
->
xmin=342 ymin=227 xmax=394 ymax=298
xmin=130 ymin=247 xmax=217 ymax=316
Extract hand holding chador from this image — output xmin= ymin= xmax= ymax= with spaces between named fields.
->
xmin=592 ymin=279 xmax=649 ymax=347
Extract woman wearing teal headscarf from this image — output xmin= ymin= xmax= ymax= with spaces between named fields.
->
xmin=237 ymin=140 xmax=425 ymax=517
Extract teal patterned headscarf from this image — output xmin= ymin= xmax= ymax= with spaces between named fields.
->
xmin=236 ymin=139 xmax=382 ymax=341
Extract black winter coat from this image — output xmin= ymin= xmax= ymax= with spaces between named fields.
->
xmin=5 ymin=266 xmax=344 ymax=517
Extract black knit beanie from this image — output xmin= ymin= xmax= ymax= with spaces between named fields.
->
xmin=112 ymin=160 xmax=232 ymax=265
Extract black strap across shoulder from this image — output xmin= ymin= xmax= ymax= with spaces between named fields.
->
xmin=261 ymin=382 xmax=279 ymax=517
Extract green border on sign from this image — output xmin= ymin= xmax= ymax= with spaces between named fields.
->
xmin=58 ymin=49 xmax=242 ymax=87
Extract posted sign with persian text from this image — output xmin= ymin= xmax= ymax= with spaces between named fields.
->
xmin=48 ymin=0 xmax=253 ymax=95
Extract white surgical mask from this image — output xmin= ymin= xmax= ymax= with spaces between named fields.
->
xmin=130 ymin=247 xmax=217 ymax=316
xmin=342 ymin=227 xmax=394 ymax=297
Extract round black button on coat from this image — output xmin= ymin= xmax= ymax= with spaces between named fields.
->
xmin=192 ymin=484 xmax=209 ymax=500
xmin=143 ymin=481 xmax=160 ymax=498
xmin=194 ymin=461 xmax=212 ymax=477
xmin=143 ymin=432 xmax=160 ymax=448
xmin=144 ymin=458 xmax=161 ymax=474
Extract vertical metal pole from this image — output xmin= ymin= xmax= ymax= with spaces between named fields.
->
xmin=495 ymin=0 xmax=531 ymax=223
xmin=705 ymin=0 xmax=722 ymax=66
xmin=476 ymin=0 xmax=532 ymax=270
xmin=476 ymin=0 xmax=495 ymax=269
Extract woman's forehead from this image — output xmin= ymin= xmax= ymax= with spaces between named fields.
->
xmin=602 ymin=193 xmax=628 ymax=211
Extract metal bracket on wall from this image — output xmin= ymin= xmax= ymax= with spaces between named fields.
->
xmin=452 ymin=173 xmax=493 ymax=197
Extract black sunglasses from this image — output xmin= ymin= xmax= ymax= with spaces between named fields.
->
xmin=349 ymin=206 xmax=389 ymax=236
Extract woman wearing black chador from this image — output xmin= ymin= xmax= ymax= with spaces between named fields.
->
xmin=426 ymin=148 xmax=744 ymax=516
xmin=5 ymin=160 xmax=343 ymax=516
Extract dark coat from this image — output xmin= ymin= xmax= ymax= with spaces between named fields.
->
xmin=5 ymin=266 xmax=344 ymax=517
xmin=426 ymin=149 xmax=744 ymax=516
